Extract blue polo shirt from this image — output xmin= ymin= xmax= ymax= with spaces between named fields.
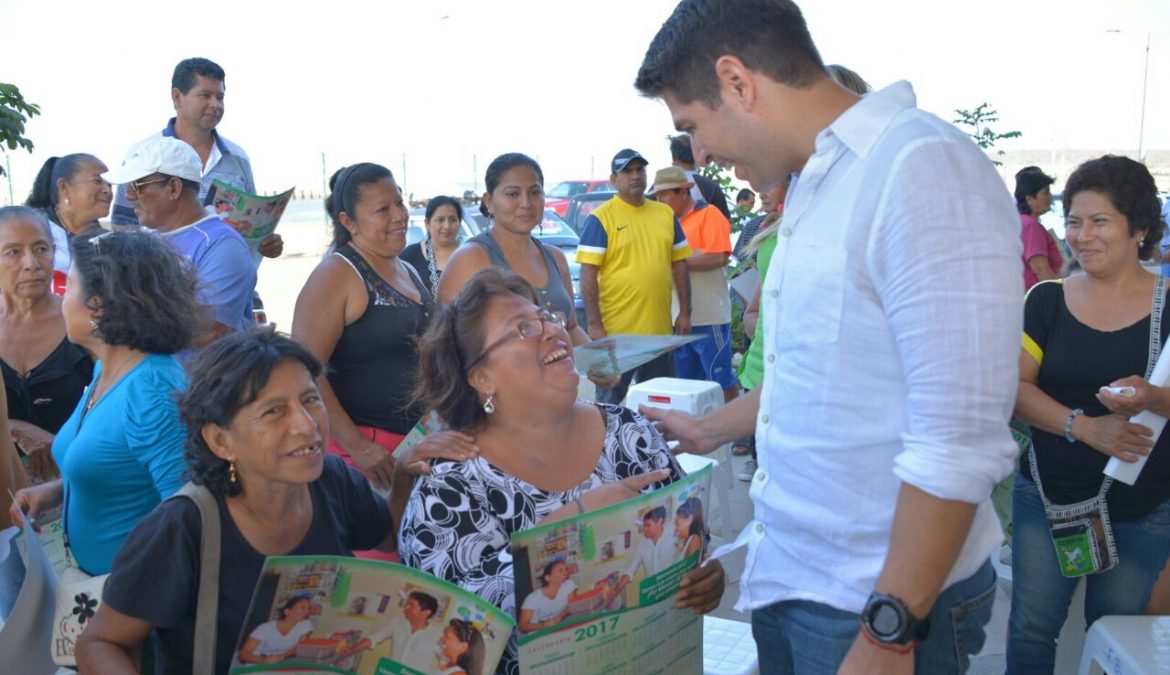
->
xmin=111 ymin=118 xmax=255 ymax=225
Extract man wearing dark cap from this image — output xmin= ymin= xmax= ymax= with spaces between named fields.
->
xmin=576 ymin=149 xmax=693 ymax=404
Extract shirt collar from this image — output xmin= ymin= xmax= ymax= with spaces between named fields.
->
xmin=820 ymin=80 xmax=917 ymax=160
xmin=162 ymin=117 xmax=230 ymax=155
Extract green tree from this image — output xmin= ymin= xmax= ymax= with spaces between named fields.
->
xmin=952 ymin=103 xmax=1021 ymax=166
xmin=0 ymin=83 xmax=41 ymax=177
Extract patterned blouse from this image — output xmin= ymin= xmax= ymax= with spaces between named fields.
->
xmin=398 ymin=403 xmax=684 ymax=675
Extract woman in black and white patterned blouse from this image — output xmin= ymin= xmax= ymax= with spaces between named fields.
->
xmin=398 ymin=268 xmax=725 ymax=675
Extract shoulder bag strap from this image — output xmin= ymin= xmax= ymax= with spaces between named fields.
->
xmin=174 ymin=482 xmax=222 ymax=675
xmin=1030 ymin=275 xmax=1168 ymax=504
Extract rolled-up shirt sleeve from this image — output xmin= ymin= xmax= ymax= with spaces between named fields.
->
xmin=870 ymin=139 xmax=1023 ymax=503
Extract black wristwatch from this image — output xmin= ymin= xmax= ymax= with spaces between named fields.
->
xmin=860 ymin=592 xmax=930 ymax=646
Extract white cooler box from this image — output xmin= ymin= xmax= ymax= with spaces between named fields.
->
xmin=627 ymin=378 xmax=735 ymax=537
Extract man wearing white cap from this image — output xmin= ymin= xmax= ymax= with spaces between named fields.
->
xmin=104 ymin=136 xmax=256 ymax=350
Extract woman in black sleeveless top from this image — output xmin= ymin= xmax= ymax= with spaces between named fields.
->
xmin=293 ymin=164 xmax=462 ymax=507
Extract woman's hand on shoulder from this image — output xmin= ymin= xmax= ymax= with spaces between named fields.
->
xmin=396 ymin=430 xmax=479 ymax=477
xmin=10 ymin=420 xmax=58 ymax=481
xmin=1096 ymin=376 xmax=1170 ymax=420
xmin=1075 ymin=413 xmax=1154 ymax=463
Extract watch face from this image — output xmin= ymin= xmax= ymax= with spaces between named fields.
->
xmin=872 ymin=604 xmax=902 ymax=637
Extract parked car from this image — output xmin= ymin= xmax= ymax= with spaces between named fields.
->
xmin=563 ymin=191 xmax=617 ymax=235
xmin=545 ymin=180 xmax=614 ymax=217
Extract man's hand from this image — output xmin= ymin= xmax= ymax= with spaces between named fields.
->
xmin=638 ymin=406 xmax=720 ymax=455
xmin=588 ymin=324 xmax=608 ymax=341
xmin=837 ymin=632 xmax=914 ymax=675
xmin=675 ymin=560 xmax=725 ymax=613
xmin=673 ymin=313 xmax=692 ymax=336
xmin=258 ymin=233 xmax=284 ymax=259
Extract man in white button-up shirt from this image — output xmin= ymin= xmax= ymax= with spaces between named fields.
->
xmin=636 ymin=2 xmax=1022 ymax=674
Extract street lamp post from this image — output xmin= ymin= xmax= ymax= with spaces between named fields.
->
xmin=1107 ymin=30 xmax=1152 ymax=163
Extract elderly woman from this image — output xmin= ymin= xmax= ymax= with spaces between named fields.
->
xmin=1007 ymin=156 xmax=1170 ymax=673
xmin=1015 ymin=166 xmax=1064 ymax=291
xmin=437 ymin=154 xmax=588 ymax=346
xmin=0 ymin=206 xmax=93 ymax=483
xmin=292 ymin=163 xmax=433 ymax=494
xmin=75 ymin=328 xmax=394 ymax=674
xmin=400 ymin=195 xmax=464 ymax=296
xmin=399 ymin=268 xmax=724 ymax=675
xmin=25 ymin=154 xmax=111 ymax=278
xmin=8 ymin=230 xmax=197 ymax=575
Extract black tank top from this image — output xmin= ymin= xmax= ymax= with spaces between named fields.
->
xmin=468 ymin=231 xmax=574 ymax=316
xmin=327 ymin=244 xmax=433 ymax=434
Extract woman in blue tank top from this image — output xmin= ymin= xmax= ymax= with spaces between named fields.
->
xmin=437 ymin=154 xmax=589 ymax=346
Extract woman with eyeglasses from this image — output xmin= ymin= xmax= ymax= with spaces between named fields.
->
xmin=436 ymin=154 xmax=588 ymax=346
xmin=7 ymin=230 xmax=199 ymax=576
xmin=399 ymin=268 xmax=725 ymax=675
xmin=25 ymin=153 xmax=112 ymax=285
xmin=0 ymin=207 xmax=93 ymax=484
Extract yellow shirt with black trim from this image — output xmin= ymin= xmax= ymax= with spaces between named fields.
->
xmin=576 ymin=196 xmax=692 ymax=335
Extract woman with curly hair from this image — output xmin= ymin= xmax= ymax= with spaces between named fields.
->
xmin=8 ymin=230 xmax=200 ymax=575
xmin=75 ymin=327 xmax=394 ymax=674
xmin=1008 ymin=155 xmax=1170 ymax=672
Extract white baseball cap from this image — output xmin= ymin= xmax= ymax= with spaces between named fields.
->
xmin=103 ymin=136 xmax=203 ymax=185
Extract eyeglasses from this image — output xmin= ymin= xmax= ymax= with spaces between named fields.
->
xmin=127 ymin=176 xmax=170 ymax=197
xmin=466 ymin=310 xmax=567 ymax=371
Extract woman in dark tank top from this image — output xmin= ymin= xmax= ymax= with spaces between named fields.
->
xmin=437 ymin=153 xmax=589 ymax=346
xmin=291 ymin=163 xmax=440 ymax=515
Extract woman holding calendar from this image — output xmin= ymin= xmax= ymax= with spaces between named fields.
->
xmin=1007 ymin=155 xmax=1170 ymax=674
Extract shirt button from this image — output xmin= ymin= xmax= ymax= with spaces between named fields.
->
xmin=767 ymin=354 xmax=775 ymax=364
xmin=756 ymin=471 xmax=766 ymax=481
xmin=770 ymin=289 xmax=779 ymax=299
xmin=761 ymin=415 xmax=769 ymax=425
xmin=755 ymin=523 xmax=765 ymax=533
xmin=781 ymin=227 xmax=792 ymax=237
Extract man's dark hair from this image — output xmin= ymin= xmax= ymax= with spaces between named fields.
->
xmin=669 ymin=135 xmax=695 ymax=166
xmin=173 ymin=57 xmax=226 ymax=94
xmin=644 ymin=505 xmax=667 ymax=523
xmin=409 ymin=591 xmax=439 ymax=618
xmin=635 ymin=0 xmax=825 ymax=107
xmin=736 ymin=188 xmax=755 ymax=203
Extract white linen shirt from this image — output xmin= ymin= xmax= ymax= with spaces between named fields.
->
xmin=735 ymin=81 xmax=1023 ymax=614
xmin=366 ymin=615 xmax=443 ymax=672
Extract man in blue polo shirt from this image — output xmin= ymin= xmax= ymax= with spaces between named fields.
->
xmin=104 ymin=136 xmax=256 ymax=353
xmin=112 ymin=57 xmax=282 ymax=264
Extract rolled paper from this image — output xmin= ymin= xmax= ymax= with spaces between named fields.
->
xmin=1105 ymin=348 xmax=1170 ymax=484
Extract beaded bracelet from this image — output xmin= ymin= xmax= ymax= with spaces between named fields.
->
xmin=1064 ymin=408 xmax=1084 ymax=443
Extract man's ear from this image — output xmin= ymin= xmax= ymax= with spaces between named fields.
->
xmin=171 ymin=87 xmax=183 ymax=111
xmin=714 ymin=55 xmax=758 ymax=111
